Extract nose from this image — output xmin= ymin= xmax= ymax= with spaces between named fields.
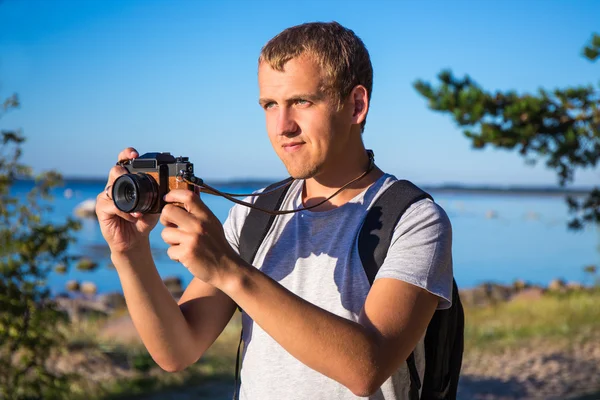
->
xmin=276 ymin=107 xmax=299 ymax=136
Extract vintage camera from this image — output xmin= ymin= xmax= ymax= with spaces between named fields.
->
xmin=112 ymin=152 xmax=194 ymax=214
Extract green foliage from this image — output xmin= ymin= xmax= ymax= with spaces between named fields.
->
xmin=464 ymin=288 xmax=600 ymax=350
xmin=129 ymin=350 xmax=156 ymax=373
xmin=0 ymin=93 xmax=81 ymax=398
xmin=414 ymin=32 xmax=600 ymax=230
xmin=583 ymin=33 xmax=600 ymax=61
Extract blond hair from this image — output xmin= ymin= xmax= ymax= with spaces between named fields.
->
xmin=259 ymin=21 xmax=373 ymax=132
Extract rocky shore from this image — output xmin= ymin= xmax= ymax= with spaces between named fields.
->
xmin=58 ymin=272 xmax=593 ymax=318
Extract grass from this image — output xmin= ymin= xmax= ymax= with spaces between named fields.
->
xmin=89 ymin=371 xmax=234 ymax=400
xmin=60 ymin=312 xmax=241 ymax=400
xmin=464 ymin=287 xmax=600 ymax=351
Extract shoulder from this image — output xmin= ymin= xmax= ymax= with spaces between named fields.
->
xmin=400 ymin=198 xmax=452 ymax=235
xmin=369 ymin=175 xmax=452 ymax=233
xmin=371 ymin=177 xmax=454 ymax=309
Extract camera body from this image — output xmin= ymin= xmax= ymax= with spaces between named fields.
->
xmin=112 ymin=152 xmax=194 ymax=214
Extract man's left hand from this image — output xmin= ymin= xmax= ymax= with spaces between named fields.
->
xmin=160 ymin=189 xmax=238 ymax=285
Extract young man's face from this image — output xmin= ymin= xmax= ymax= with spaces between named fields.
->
xmin=258 ymin=54 xmax=354 ymax=179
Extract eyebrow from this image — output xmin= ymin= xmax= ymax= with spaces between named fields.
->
xmin=258 ymin=92 xmax=325 ymax=106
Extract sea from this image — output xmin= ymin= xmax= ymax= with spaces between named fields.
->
xmin=8 ymin=179 xmax=600 ymax=295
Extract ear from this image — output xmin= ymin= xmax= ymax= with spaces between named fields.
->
xmin=349 ymin=85 xmax=369 ymax=126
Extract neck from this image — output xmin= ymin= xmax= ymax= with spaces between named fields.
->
xmin=302 ymin=148 xmax=384 ymax=211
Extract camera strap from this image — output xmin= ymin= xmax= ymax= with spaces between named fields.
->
xmin=185 ymin=150 xmax=376 ymax=215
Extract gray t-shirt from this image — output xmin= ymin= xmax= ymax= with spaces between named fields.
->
xmin=223 ymin=173 xmax=453 ymax=400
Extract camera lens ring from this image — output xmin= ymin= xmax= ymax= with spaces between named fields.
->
xmin=112 ymin=173 xmax=158 ymax=213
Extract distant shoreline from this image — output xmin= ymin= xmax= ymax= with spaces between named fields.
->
xmin=14 ymin=177 xmax=593 ymax=197
xmin=423 ymin=186 xmax=591 ymax=197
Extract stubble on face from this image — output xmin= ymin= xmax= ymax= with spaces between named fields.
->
xmin=290 ymin=162 xmax=320 ymax=180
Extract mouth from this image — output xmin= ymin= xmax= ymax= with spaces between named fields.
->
xmin=282 ymin=142 xmax=304 ymax=153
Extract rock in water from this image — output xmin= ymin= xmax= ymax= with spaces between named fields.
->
xmin=100 ymin=292 xmax=127 ymax=310
xmin=566 ymin=281 xmax=584 ymax=291
xmin=66 ymin=280 xmax=80 ymax=292
xmin=81 ymin=281 xmax=98 ymax=296
xmin=55 ymin=264 xmax=67 ymax=274
xmin=513 ymin=279 xmax=529 ymax=291
xmin=74 ymin=199 xmax=97 ymax=219
xmin=485 ymin=210 xmax=498 ymax=219
xmin=76 ymin=258 xmax=99 ymax=271
xmin=548 ymin=278 xmax=567 ymax=292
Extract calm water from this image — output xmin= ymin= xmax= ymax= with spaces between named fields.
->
xmin=9 ymin=180 xmax=600 ymax=294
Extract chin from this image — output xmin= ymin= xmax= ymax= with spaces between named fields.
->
xmin=278 ymin=153 xmax=321 ymax=180
xmin=286 ymin=165 xmax=319 ymax=180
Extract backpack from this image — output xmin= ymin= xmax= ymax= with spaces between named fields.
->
xmin=236 ymin=178 xmax=464 ymax=400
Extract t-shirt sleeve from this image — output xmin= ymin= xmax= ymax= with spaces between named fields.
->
xmin=374 ymin=198 xmax=454 ymax=310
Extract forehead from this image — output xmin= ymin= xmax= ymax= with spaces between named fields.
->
xmin=258 ymin=55 xmax=325 ymax=97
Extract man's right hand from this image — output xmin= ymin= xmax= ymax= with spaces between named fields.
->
xmin=96 ymin=147 xmax=160 ymax=254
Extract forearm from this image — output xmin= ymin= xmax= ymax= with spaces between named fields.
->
xmin=111 ymin=244 xmax=199 ymax=371
xmin=217 ymin=261 xmax=386 ymax=395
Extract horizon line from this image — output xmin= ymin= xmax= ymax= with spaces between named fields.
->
xmin=14 ymin=176 xmax=595 ymax=194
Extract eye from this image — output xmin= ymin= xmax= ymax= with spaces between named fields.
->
xmin=263 ymin=102 xmax=276 ymax=110
xmin=294 ymin=99 xmax=311 ymax=107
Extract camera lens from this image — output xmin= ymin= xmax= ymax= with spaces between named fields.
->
xmin=112 ymin=173 xmax=158 ymax=213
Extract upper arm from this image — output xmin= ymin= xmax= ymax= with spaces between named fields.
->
xmin=376 ymin=199 xmax=453 ymax=309
xmin=359 ymin=278 xmax=438 ymax=382
xmin=177 ymin=278 xmax=237 ymax=358
xmin=357 ymin=199 xmax=453 ymax=382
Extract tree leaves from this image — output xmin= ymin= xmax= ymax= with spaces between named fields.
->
xmin=414 ymin=32 xmax=600 ymax=230
xmin=583 ymin=33 xmax=600 ymax=61
xmin=0 ymin=94 xmax=80 ymax=399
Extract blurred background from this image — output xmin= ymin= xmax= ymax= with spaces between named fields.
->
xmin=1 ymin=1 xmax=599 ymax=399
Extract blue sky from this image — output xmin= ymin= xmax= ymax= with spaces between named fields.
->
xmin=0 ymin=0 xmax=598 ymax=186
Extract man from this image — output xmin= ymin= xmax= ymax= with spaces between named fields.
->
xmin=96 ymin=21 xmax=453 ymax=399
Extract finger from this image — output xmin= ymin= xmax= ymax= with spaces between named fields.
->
xmin=105 ymin=165 xmax=130 ymax=188
xmin=159 ymin=207 xmax=174 ymax=227
xmin=164 ymin=189 xmax=205 ymax=216
xmin=161 ymin=226 xmax=187 ymax=245
xmin=95 ymin=192 xmax=138 ymax=223
xmin=117 ymin=147 xmax=139 ymax=164
xmin=132 ymin=211 xmax=157 ymax=223
xmin=114 ymin=209 xmax=139 ymax=223
xmin=167 ymin=245 xmax=182 ymax=263
xmin=138 ymin=213 xmax=159 ymax=227
xmin=160 ymin=203 xmax=196 ymax=230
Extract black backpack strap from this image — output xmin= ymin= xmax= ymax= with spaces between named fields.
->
xmin=421 ymin=278 xmax=464 ymax=400
xmin=233 ymin=177 xmax=293 ymax=400
xmin=358 ymin=179 xmax=432 ymax=285
xmin=358 ymin=179 xmax=432 ymax=400
xmin=406 ymin=352 xmax=422 ymax=400
xmin=238 ymin=177 xmax=294 ymax=264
